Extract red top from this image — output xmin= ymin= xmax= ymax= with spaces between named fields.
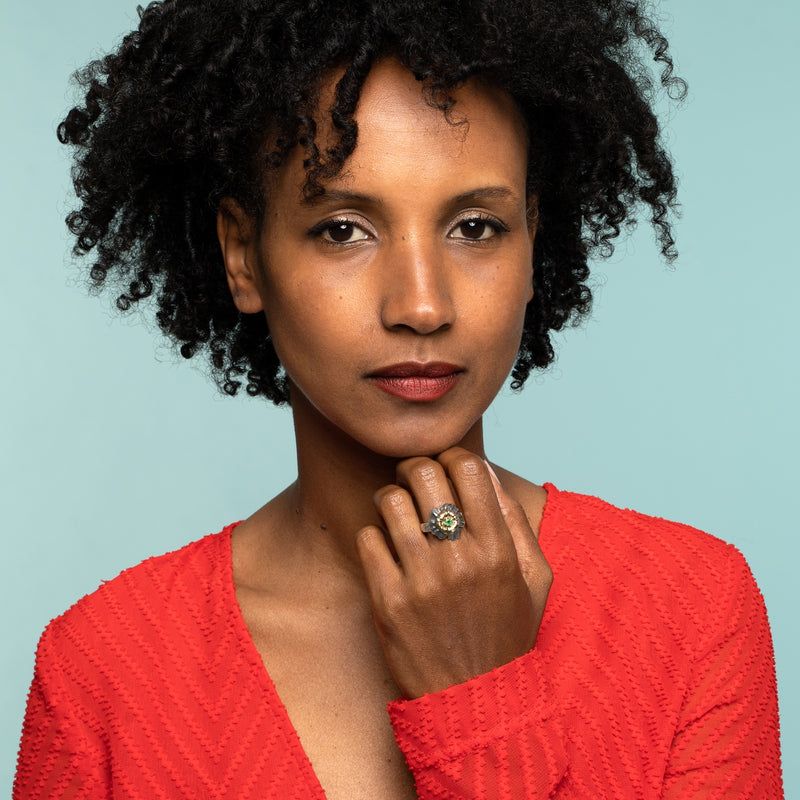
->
xmin=15 ymin=485 xmax=783 ymax=798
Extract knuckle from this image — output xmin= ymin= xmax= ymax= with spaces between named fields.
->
xmin=402 ymin=458 xmax=443 ymax=490
xmin=355 ymin=525 xmax=377 ymax=547
xmin=355 ymin=525 xmax=386 ymax=558
xmin=446 ymin=554 xmax=478 ymax=584
xmin=481 ymin=541 xmax=518 ymax=575
xmin=397 ymin=455 xmax=431 ymax=476
xmin=401 ymin=528 xmax=428 ymax=558
xmin=506 ymin=502 xmax=534 ymax=533
xmin=448 ymin=451 xmax=484 ymax=483
xmin=381 ymin=582 xmax=429 ymax=621
xmin=375 ymin=485 xmax=407 ymax=513
xmin=444 ymin=545 xmax=509 ymax=585
xmin=412 ymin=575 xmax=442 ymax=605
xmin=381 ymin=588 xmax=410 ymax=618
xmin=505 ymin=494 xmax=526 ymax=516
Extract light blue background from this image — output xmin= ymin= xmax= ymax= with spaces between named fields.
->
xmin=2 ymin=0 xmax=797 ymax=794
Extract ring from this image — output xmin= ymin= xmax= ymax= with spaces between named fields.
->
xmin=421 ymin=503 xmax=465 ymax=540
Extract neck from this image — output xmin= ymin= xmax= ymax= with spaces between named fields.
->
xmin=281 ymin=389 xmax=486 ymax=575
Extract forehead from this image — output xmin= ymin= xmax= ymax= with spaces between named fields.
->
xmin=336 ymin=58 xmax=524 ymax=148
xmin=268 ymin=57 xmax=529 ymax=207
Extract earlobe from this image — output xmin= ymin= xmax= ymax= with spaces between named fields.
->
xmin=217 ymin=198 xmax=265 ymax=314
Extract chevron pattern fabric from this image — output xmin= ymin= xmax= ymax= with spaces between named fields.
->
xmin=14 ymin=485 xmax=782 ymax=798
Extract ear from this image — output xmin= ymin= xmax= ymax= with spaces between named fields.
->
xmin=217 ymin=198 xmax=265 ymax=314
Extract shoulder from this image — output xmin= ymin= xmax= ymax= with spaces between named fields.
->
xmin=539 ymin=484 xmax=762 ymax=645
xmin=35 ymin=525 xmax=239 ymax=675
xmin=542 ymin=482 xmax=743 ymax=569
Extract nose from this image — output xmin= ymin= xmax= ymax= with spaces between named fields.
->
xmin=380 ymin=237 xmax=455 ymax=334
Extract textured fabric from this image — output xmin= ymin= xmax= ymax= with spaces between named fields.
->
xmin=15 ymin=485 xmax=783 ymax=799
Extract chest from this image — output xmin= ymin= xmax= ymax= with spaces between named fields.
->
xmin=236 ymin=584 xmax=419 ymax=800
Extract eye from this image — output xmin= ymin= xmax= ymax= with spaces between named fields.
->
xmin=315 ymin=219 xmax=371 ymax=244
xmin=449 ymin=216 xmax=508 ymax=241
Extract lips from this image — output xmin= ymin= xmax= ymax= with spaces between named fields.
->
xmin=368 ymin=362 xmax=463 ymax=402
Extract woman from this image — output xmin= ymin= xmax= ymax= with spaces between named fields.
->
xmin=14 ymin=0 xmax=782 ymax=797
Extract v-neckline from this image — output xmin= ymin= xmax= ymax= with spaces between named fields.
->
xmin=215 ymin=482 xmax=559 ymax=798
xmin=220 ymin=524 xmax=329 ymax=799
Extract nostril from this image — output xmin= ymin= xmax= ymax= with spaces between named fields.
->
xmin=383 ymin=302 xmax=455 ymax=335
xmin=381 ymin=269 xmax=455 ymax=334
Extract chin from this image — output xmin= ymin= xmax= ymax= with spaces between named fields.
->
xmin=374 ymin=443 xmax=450 ymax=460
xmin=362 ymin=423 xmax=482 ymax=460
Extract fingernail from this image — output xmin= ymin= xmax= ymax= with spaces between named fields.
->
xmin=483 ymin=459 xmax=502 ymax=488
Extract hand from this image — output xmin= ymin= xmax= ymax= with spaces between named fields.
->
xmin=355 ymin=447 xmax=552 ymax=699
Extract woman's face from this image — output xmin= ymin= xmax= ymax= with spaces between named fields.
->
xmin=225 ymin=58 xmax=535 ymax=458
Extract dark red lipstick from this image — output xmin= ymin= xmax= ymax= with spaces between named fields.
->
xmin=368 ymin=362 xmax=463 ymax=402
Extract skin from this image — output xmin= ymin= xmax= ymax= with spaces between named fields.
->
xmin=218 ymin=58 xmax=552 ymax=800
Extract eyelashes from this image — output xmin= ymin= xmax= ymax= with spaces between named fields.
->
xmin=449 ymin=216 xmax=509 ymax=241
xmin=309 ymin=218 xmax=372 ymax=244
xmin=308 ymin=213 xmax=510 ymax=246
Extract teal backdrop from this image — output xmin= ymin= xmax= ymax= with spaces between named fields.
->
xmin=2 ymin=0 xmax=798 ymax=793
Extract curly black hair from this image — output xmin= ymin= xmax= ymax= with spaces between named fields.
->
xmin=58 ymin=0 xmax=684 ymax=405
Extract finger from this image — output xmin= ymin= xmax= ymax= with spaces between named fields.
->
xmin=373 ymin=484 xmax=432 ymax=565
xmin=483 ymin=461 xmax=515 ymax=518
xmin=484 ymin=461 xmax=552 ymax=590
xmin=484 ymin=461 xmax=535 ymax=541
xmin=395 ymin=457 xmax=462 ymax=541
xmin=435 ymin=448 xmax=507 ymax=543
xmin=355 ymin=524 xmax=403 ymax=607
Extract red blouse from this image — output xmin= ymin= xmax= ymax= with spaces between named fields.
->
xmin=15 ymin=485 xmax=783 ymax=798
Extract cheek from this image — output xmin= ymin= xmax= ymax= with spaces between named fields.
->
xmin=494 ymin=266 xmax=533 ymax=367
xmin=261 ymin=279 xmax=365 ymax=379
xmin=482 ymin=259 xmax=532 ymax=334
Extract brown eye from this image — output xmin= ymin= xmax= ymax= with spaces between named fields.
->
xmin=459 ymin=219 xmax=488 ymax=239
xmin=449 ymin=216 xmax=506 ymax=241
xmin=328 ymin=223 xmax=355 ymax=242
xmin=321 ymin=221 xmax=370 ymax=243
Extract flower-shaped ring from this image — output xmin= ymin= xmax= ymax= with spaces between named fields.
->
xmin=420 ymin=503 xmax=465 ymax=541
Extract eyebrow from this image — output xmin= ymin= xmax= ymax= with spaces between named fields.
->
xmin=450 ymin=186 xmax=520 ymax=205
xmin=300 ymin=185 xmax=521 ymax=207
xmin=301 ymin=189 xmax=378 ymax=207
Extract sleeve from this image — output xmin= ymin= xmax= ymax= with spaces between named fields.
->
xmin=13 ymin=625 xmax=110 ymax=800
xmin=661 ymin=546 xmax=783 ymax=798
xmin=387 ymin=649 xmax=569 ymax=800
